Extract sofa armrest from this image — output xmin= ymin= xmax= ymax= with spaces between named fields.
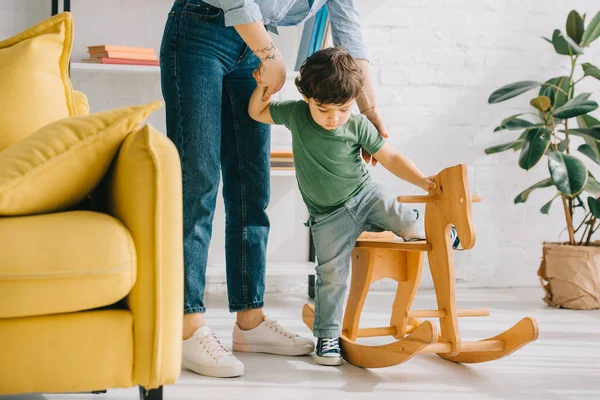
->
xmin=101 ymin=124 xmax=183 ymax=388
xmin=72 ymin=90 xmax=89 ymax=116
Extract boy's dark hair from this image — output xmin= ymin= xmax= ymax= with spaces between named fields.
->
xmin=295 ymin=47 xmax=364 ymax=105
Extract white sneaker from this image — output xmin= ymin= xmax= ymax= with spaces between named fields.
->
xmin=232 ymin=317 xmax=315 ymax=356
xmin=182 ymin=326 xmax=244 ymax=378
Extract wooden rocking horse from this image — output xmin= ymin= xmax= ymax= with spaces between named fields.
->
xmin=302 ymin=164 xmax=538 ymax=368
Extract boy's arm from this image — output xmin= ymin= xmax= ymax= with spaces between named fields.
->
xmin=373 ymin=143 xmax=436 ymax=192
xmin=248 ymin=78 xmax=275 ymax=124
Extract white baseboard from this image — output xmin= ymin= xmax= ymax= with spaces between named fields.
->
xmin=205 ymin=262 xmax=316 ymax=294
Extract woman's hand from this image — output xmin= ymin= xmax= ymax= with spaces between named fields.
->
xmin=361 ymin=106 xmax=389 ymax=166
xmin=257 ymin=56 xmax=286 ymax=100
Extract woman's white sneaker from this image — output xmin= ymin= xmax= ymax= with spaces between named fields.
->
xmin=232 ymin=317 xmax=315 ymax=356
xmin=182 ymin=326 xmax=244 ymax=378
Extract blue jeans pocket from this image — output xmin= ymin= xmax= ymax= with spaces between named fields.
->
xmin=182 ymin=1 xmax=223 ymax=19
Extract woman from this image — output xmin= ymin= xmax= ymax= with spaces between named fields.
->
xmin=160 ymin=0 xmax=388 ymax=378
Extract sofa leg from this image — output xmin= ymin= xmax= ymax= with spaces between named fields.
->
xmin=139 ymin=386 xmax=163 ymax=400
xmin=91 ymin=390 xmax=107 ymax=394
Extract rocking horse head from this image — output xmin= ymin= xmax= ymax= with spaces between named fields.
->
xmin=428 ymin=164 xmax=477 ymax=250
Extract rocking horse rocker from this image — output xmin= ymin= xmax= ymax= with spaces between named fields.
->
xmin=302 ymin=164 xmax=539 ymax=368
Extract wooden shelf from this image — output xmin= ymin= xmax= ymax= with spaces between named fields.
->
xmin=71 ymin=62 xmax=298 ymax=76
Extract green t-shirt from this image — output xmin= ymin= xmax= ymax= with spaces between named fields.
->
xmin=270 ymin=100 xmax=385 ymax=215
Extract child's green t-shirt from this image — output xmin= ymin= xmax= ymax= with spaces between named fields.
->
xmin=270 ymin=100 xmax=385 ymax=215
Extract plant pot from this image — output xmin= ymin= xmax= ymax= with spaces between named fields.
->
xmin=538 ymin=242 xmax=600 ymax=310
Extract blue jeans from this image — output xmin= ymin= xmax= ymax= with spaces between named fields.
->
xmin=160 ymin=0 xmax=270 ymax=314
xmin=308 ymin=181 xmax=422 ymax=338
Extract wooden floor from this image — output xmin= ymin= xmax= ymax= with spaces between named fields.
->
xmin=3 ymin=288 xmax=600 ymax=400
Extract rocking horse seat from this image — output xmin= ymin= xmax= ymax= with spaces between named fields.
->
xmin=356 ymin=232 xmax=432 ymax=251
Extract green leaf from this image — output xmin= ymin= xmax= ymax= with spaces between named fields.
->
xmin=588 ymin=197 xmax=600 ymax=218
xmin=552 ymin=29 xmax=584 ymax=55
xmin=548 ymin=152 xmax=588 ymax=196
xmin=582 ymin=63 xmax=600 ymax=80
xmin=576 ymin=114 xmax=600 ymax=160
xmin=585 ymin=175 xmax=600 ymax=195
xmin=489 ymin=81 xmax=541 ymax=104
xmin=554 ymin=93 xmax=598 ymax=119
xmin=484 ymin=140 xmax=524 ymax=155
xmin=541 ymin=194 xmax=559 ymax=215
xmin=494 ymin=115 xmax=536 ymax=132
xmin=540 ymin=77 xmax=570 ymax=108
xmin=578 ymin=144 xmax=600 ymax=164
xmin=558 ymin=138 xmax=570 ymax=152
xmin=567 ymin=10 xmax=585 ymax=44
xmin=542 ymin=36 xmax=553 ymax=45
xmin=561 ymin=128 xmax=600 ymax=141
xmin=519 ymin=128 xmax=551 ymax=170
xmin=514 ymin=178 xmax=554 ymax=204
xmin=582 ymin=11 xmax=600 ymax=47
xmin=530 ymin=96 xmax=551 ymax=112
xmin=577 ymin=114 xmax=600 ymax=128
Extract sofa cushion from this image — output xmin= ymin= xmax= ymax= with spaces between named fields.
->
xmin=0 ymin=211 xmax=136 ymax=319
xmin=0 ymin=12 xmax=75 ymax=151
xmin=0 ymin=101 xmax=161 ymax=216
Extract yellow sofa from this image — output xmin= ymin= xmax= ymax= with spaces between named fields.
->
xmin=0 ymin=13 xmax=183 ymax=400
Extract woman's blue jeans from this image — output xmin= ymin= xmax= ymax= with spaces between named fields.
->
xmin=160 ymin=0 xmax=270 ymax=314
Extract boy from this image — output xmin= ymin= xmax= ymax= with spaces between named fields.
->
xmin=248 ymin=47 xmax=459 ymax=366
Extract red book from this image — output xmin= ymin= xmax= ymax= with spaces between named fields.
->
xmin=81 ymin=57 xmax=160 ymax=66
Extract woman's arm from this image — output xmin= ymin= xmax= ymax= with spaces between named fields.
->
xmin=327 ymin=0 xmax=388 ymax=164
xmin=234 ymin=22 xmax=287 ymax=100
xmin=211 ymin=1 xmax=286 ymax=99
xmin=373 ymin=143 xmax=436 ymax=192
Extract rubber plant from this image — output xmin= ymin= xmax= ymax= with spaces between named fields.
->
xmin=486 ymin=10 xmax=600 ymax=246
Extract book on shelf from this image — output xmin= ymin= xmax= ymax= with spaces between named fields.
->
xmin=294 ymin=6 xmax=331 ymax=70
xmin=88 ymin=51 xmax=157 ymax=61
xmin=270 ymin=150 xmax=293 ymax=159
xmin=270 ymin=149 xmax=294 ymax=170
xmin=88 ymin=45 xmax=155 ymax=54
xmin=80 ymin=57 xmax=160 ymax=66
xmin=270 ymin=163 xmax=295 ymax=170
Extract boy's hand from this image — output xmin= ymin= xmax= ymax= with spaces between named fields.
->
xmin=253 ymin=68 xmax=266 ymax=86
xmin=418 ymin=176 xmax=437 ymax=192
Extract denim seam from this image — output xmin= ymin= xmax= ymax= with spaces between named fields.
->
xmin=313 ymin=329 xmax=341 ymax=338
xmin=223 ymin=80 xmax=249 ymax=305
xmin=343 ymin=203 xmax=364 ymax=231
xmin=184 ymin=305 xmax=206 ymax=315
xmin=228 ymin=300 xmax=264 ymax=312
xmin=173 ymin=12 xmax=185 ymax=191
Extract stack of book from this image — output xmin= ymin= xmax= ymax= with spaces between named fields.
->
xmin=81 ymin=45 xmax=159 ymax=66
xmin=270 ymin=150 xmax=294 ymax=170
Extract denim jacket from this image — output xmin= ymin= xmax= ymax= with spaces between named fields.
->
xmin=201 ymin=0 xmax=367 ymax=60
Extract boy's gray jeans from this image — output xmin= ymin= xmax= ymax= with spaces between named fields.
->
xmin=307 ymin=181 xmax=424 ymax=338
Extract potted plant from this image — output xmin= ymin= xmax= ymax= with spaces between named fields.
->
xmin=485 ymin=10 xmax=600 ymax=309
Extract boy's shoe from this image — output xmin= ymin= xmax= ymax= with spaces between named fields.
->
xmin=182 ymin=326 xmax=244 ymax=378
xmin=315 ymin=338 xmax=343 ymax=366
xmin=450 ymin=225 xmax=463 ymax=250
xmin=232 ymin=317 xmax=315 ymax=356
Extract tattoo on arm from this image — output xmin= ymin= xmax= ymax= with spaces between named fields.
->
xmin=255 ymin=41 xmax=280 ymax=61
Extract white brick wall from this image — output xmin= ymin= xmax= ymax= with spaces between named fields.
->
xmin=3 ymin=0 xmax=600 ymax=290
xmin=359 ymin=0 xmax=600 ymax=289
